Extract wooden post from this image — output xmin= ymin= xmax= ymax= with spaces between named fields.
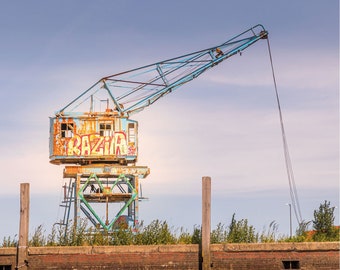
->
xmin=74 ymin=174 xmax=81 ymax=228
xmin=202 ymin=176 xmax=211 ymax=270
xmin=16 ymin=183 xmax=30 ymax=270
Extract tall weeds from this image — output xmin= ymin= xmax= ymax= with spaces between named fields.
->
xmin=3 ymin=216 xmax=335 ymax=247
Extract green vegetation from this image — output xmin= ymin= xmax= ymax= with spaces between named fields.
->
xmin=2 ymin=200 xmax=339 ymax=247
xmin=312 ymin=200 xmax=339 ymax=241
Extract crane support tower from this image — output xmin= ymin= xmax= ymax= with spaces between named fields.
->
xmin=50 ymin=24 xmax=268 ymax=231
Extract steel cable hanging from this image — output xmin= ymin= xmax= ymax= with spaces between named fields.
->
xmin=266 ymin=38 xmax=303 ymax=225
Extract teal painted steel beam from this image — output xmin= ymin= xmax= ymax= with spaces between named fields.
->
xmin=77 ymin=173 xmax=138 ymax=231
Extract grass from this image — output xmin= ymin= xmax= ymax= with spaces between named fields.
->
xmin=2 ymin=216 xmax=338 ymax=247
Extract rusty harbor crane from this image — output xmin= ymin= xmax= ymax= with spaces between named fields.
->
xmin=50 ymin=24 xmax=301 ymax=232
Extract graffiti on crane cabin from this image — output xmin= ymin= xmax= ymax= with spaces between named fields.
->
xmin=51 ymin=119 xmax=137 ymax=159
xmin=66 ymin=132 xmax=136 ymax=157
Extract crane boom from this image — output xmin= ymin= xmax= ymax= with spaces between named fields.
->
xmin=58 ymin=24 xmax=268 ymax=117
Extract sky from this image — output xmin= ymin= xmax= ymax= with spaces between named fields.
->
xmin=0 ymin=1 xmax=338 ymax=240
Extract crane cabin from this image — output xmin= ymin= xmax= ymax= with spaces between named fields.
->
xmin=49 ymin=111 xmax=138 ymax=165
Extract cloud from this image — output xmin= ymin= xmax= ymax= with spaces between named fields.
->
xmin=135 ymin=93 xmax=338 ymax=197
xmin=201 ymin=47 xmax=338 ymax=92
xmin=1 ymin=38 xmax=337 ymax=201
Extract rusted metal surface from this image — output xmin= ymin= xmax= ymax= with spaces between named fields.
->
xmin=49 ymin=114 xmax=138 ymax=165
xmin=63 ymin=165 xmax=150 ymax=178
xmin=83 ymin=193 xmax=132 ymax=203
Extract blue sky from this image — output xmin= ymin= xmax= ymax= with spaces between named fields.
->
xmin=0 ymin=1 xmax=338 ymax=240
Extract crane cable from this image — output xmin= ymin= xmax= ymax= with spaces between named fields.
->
xmin=265 ymin=38 xmax=303 ymax=225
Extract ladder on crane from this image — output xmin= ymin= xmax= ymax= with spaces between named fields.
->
xmin=55 ymin=179 xmax=74 ymax=234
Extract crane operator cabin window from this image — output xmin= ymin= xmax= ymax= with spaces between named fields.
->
xmin=99 ymin=121 xmax=113 ymax=137
xmin=61 ymin=123 xmax=74 ymax=138
xmin=128 ymin=123 xmax=136 ymax=143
